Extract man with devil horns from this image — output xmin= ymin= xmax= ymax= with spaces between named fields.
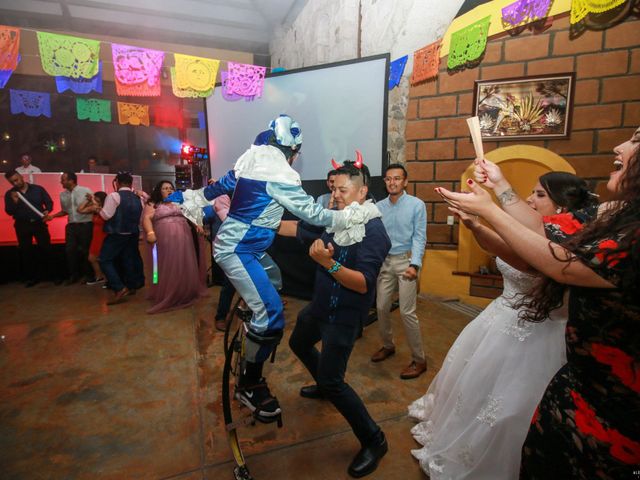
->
xmin=279 ymin=156 xmax=391 ymax=478
xmin=166 ymin=115 xmax=370 ymax=421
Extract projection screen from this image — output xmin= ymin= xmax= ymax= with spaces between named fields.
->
xmin=205 ymin=54 xmax=389 ymax=183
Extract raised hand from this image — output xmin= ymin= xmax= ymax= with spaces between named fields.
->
xmin=328 ymin=190 xmax=335 ymax=210
xmin=473 ymin=158 xmax=507 ymax=190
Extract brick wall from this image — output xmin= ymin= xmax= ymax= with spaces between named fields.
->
xmin=406 ymin=14 xmax=640 ymax=249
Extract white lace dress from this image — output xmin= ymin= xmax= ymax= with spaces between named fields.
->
xmin=408 ymin=258 xmax=567 ymax=479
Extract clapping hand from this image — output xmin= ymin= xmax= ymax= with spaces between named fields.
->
xmin=448 ymin=206 xmax=480 ymax=229
xmin=436 ymin=179 xmax=497 ymax=218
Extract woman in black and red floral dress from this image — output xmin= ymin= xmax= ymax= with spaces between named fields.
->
xmin=437 ymin=126 xmax=640 ymax=478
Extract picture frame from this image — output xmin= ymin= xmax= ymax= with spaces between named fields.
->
xmin=472 ymin=72 xmax=575 ymax=141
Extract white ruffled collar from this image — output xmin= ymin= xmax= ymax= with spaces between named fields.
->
xmin=326 ymin=200 xmax=382 ymax=247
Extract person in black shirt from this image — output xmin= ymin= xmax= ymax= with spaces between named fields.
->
xmin=4 ymin=169 xmax=54 ymax=286
xmin=279 ymin=161 xmax=391 ymax=478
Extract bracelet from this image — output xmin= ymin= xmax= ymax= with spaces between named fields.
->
xmin=327 ymin=261 xmax=342 ymax=274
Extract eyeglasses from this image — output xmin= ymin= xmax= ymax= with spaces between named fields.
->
xmin=384 ymin=176 xmax=404 ymax=182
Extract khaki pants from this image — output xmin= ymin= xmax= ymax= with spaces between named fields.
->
xmin=375 ymin=253 xmax=425 ymax=363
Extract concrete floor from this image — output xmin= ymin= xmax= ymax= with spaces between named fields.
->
xmin=0 ymin=281 xmax=472 ymax=480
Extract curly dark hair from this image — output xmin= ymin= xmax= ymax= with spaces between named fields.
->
xmin=149 ymin=180 xmax=175 ymax=206
xmin=518 ymin=144 xmax=640 ymax=323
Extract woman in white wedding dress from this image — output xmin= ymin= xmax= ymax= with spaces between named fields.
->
xmin=409 ymin=169 xmax=598 ymax=479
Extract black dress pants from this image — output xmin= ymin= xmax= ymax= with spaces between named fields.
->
xmin=14 ymin=219 xmax=52 ymax=282
xmin=289 ymin=303 xmax=380 ymax=446
xmin=65 ymin=222 xmax=93 ymax=280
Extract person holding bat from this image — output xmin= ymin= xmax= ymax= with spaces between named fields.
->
xmin=3 ymin=169 xmax=57 ymax=286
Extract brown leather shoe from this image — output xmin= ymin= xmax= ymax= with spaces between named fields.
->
xmin=371 ymin=346 xmax=396 ymax=363
xmin=107 ymin=287 xmax=129 ymax=305
xmin=400 ymin=361 xmax=427 ymax=379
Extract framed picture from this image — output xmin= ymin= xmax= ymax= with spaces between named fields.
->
xmin=472 ymin=72 xmax=575 ymax=140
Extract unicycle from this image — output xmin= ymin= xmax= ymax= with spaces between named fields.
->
xmin=221 ymin=295 xmax=283 ymax=480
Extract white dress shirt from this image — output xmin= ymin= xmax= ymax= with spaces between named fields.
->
xmin=16 ymin=165 xmax=42 ymax=174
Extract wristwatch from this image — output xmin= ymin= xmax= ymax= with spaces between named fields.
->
xmin=409 ymin=264 xmax=420 ymax=271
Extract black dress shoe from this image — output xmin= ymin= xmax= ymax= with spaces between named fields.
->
xmin=299 ymin=384 xmax=325 ymax=399
xmin=348 ymin=431 xmax=388 ymax=478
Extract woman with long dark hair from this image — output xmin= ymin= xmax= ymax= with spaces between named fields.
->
xmin=142 ymin=180 xmax=207 ymax=314
xmin=409 ymin=171 xmax=597 ymax=479
xmin=437 ymin=127 xmax=640 ymax=478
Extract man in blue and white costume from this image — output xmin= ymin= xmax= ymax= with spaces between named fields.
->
xmin=168 ymin=115 xmax=367 ymax=420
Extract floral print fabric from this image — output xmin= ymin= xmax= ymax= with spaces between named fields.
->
xmin=520 ymin=226 xmax=640 ymax=479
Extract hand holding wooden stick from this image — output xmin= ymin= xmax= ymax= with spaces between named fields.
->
xmin=466 ymin=116 xmax=484 ymax=160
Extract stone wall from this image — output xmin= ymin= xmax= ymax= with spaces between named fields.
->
xmin=270 ymin=0 xmax=464 ymax=164
xmin=405 ymin=14 xmax=640 ymax=248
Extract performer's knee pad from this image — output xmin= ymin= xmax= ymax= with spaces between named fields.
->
xmin=244 ymin=329 xmax=283 ymax=363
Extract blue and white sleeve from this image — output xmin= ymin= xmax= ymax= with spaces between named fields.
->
xmin=266 ymin=182 xmax=334 ymax=227
xmin=203 ymin=170 xmax=236 ymax=200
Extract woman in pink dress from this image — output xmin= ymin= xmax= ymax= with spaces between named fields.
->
xmin=143 ymin=181 xmax=207 ymax=314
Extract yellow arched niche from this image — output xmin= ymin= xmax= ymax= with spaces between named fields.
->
xmin=457 ymin=145 xmax=575 ymax=274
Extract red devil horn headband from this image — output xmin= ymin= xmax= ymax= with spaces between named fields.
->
xmin=330 ymin=150 xmax=364 ymax=170
xmin=354 ymin=150 xmax=363 ymax=169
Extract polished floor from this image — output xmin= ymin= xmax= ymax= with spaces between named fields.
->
xmin=0 ymin=280 xmax=472 ymax=480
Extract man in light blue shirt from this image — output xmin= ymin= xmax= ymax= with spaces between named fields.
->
xmin=316 ymin=169 xmax=337 ymax=208
xmin=371 ymin=163 xmax=427 ymax=379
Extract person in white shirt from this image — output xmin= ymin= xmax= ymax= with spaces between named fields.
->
xmin=46 ymin=172 xmax=94 ymax=284
xmin=15 ymin=153 xmax=42 ymax=174
xmin=98 ymin=172 xmax=145 ymax=305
